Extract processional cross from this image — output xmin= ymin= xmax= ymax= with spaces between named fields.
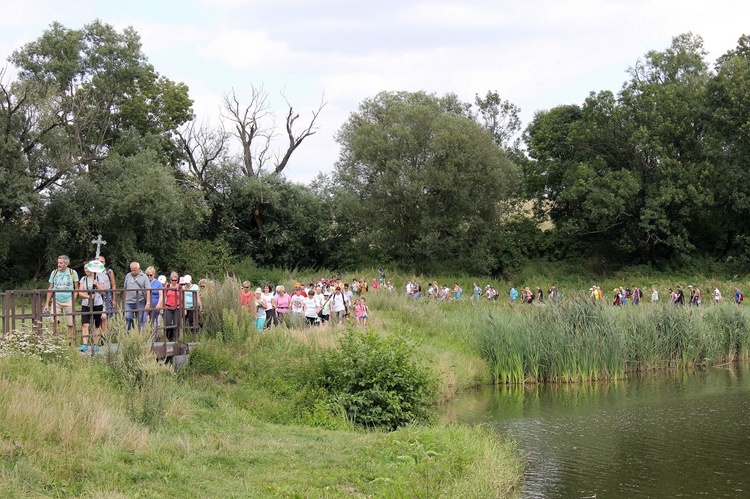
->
xmin=91 ymin=234 xmax=107 ymax=258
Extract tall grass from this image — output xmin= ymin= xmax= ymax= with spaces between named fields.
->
xmin=474 ymin=299 xmax=750 ymax=384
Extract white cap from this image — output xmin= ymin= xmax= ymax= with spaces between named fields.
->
xmin=158 ymin=275 xmax=167 ymax=285
xmin=183 ymin=274 xmax=192 ymax=283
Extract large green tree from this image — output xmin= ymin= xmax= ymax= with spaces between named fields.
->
xmin=0 ymin=21 xmax=194 ymax=282
xmin=332 ymin=91 xmax=520 ymax=274
xmin=525 ymin=33 xmax=714 ymax=261
xmin=704 ymin=34 xmax=750 ymax=259
xmin=8 ymin=20 xmax=192 ymax=183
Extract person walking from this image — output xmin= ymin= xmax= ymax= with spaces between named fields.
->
xmin=163 ymin=272 xmax=182 ymax=341
xmin=78 ymin=263 xmax=103 ymax=348
xmin=96 ymin=255 xmax=116 ymax=333
xmin=146 ymin=266 xmax=163 ymax=328
xmin=44 ymin=255 xmax=79 ymax=342
xmin=123 ymin=262 xmax=150 ymax=330
xmin=713 ymin=285 xmax=723 ymax=304
xmin=183 ymin=274 xmax=202 ymax=330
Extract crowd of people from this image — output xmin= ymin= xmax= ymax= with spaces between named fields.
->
xmin=402 ymin=278 xmax=745 ymax=308
xmin=237 ymin=277 xmax=378 ymax=330
xmin=596 ymin=284 xmax=744 ymax=306
xmin=44 ymin=255 xmax=205 ymax=349
xmin=42 ymin=254 xmax=748 ymax=349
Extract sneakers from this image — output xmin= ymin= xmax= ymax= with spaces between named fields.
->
xmin=80 ymin=344 xmax=88 ymax=352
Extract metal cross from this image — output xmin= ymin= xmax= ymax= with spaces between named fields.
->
xmin=91 ymin=234 xmax=107 ymax=258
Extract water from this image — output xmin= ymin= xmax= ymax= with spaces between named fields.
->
xmin=444 ymin=364 xmax=750 ymax=498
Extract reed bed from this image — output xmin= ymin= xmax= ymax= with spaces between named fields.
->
xmin=474 ymin=299 xmax=750 ymax=384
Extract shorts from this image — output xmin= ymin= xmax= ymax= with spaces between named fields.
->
xmin=81 ymin=304 xmax=103 ymax=328
xmin=55 ymin=300 xmax=75 ymax=327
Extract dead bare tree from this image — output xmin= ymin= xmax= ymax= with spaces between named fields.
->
xmin=274 ymin=90 xmax=326 ymax=174
xmin=221 ymin=85 xmax=326 ymax=177
xmin=222 ymin=86 xmax=272 ymax=178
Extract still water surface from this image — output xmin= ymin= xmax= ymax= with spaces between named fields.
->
xmin=444 ymin=364 xmax=750 ymax=498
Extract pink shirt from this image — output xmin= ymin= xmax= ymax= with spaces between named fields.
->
xmin=276 ymin=293 xmax=290 ymax=312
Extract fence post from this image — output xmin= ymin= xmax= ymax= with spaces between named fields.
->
xmin=32 ymin=292 xmax=42 ymax=334
xmin=1 ymin=291 xmax=7 ymax=336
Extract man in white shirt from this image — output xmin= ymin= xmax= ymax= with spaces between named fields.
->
xmin=331 ymin=287 xmax=347 ymax=325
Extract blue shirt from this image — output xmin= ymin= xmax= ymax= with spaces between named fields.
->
xmin=150 ymin=280 xmax=163 ymax=307
xmin=49 ymin=268 xmax=79 ymax=303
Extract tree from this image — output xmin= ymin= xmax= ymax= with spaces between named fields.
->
xmin=704 ymin=34 xmax=750 ymax=259
xmin=524 ymin=33 xmax=714 ymax=261
xmin=222 ymin=87 xmax=325 ymax=177
xmin=9 ymin=20 xmax=193 ymax=183
xmin=212 ymin=174 xmax=333 ymax=268
xmin=474 ymin=90 xmax=522 ymax=151
xmin=332 ymin=91 xmax=519 ymax=273
xmin=0 ymin=21 xmax=195 ymax=282
xmin=29 ymin=149 xmax=205 ymax=274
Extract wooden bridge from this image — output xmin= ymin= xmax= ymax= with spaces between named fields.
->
xmin=1 ymin=288 xmax=200 ymax=362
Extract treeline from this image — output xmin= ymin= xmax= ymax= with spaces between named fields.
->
xmin=1 ymin=22 xmax=749 ymax=285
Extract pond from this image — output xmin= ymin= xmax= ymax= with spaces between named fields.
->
xmin=443 ymin=363 xmax=750 ymax=498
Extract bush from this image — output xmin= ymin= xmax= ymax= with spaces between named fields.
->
xmin=0 ymin=324 xmax=68 ymax=363
xmin=106 ymin=327 xmax=172 ymax=426
xmin=317 ymin=329 xmax=437 ymax=430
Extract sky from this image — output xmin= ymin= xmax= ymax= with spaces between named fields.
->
xmin=1 ymin=0 xmax=749 ymax=183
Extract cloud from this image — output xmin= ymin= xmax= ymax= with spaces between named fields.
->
xmin=197 ymin=29 xmax=293 ymax=70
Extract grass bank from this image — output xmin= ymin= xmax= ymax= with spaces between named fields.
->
xmin=1 ymin=300 xmax=523 ymax=497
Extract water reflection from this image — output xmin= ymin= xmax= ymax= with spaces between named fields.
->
xmin=445 ymin=363 xmax=750 ymax=498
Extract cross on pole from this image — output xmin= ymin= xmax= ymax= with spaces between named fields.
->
xmin=91 ymin=234 xmax=107 ymax=258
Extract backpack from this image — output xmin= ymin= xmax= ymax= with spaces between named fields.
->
xmin=51 ymin=268 xmax=76 ymax=285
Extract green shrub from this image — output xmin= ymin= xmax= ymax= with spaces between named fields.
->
xmin=181 ymin=342 xmax=232 ymax=377
xmin=106 ymin=327 xmax=171 ymax=426
xmin=317 ymin=329 xmax=438 ymax=430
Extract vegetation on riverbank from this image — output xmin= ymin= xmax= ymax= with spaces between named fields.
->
xmin=0 ymin=292 xmax=523 ymax=497
xmin=475 ymin=299 xmax=750 ymax=384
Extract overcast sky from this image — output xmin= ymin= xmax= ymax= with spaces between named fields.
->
xmin=2 ymin=1 xmax=748 ymax=183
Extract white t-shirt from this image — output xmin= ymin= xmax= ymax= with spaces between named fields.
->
xmin=261 ymin=292 xmax=275 ymax=311
xmin=304 ymin=297 xmax=318 ymax=318
xmin=291 ymin=294 xmax=305 ymax=315
xmin=331 ymin=293 xmax=346 ymax=313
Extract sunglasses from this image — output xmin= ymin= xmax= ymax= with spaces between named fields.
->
xmin=171 ymin=278 xmax=178 ymax=281
xmin=146 ymin=274 xmax=154 ymax=277
xmin=243 ymin=286 xmax=250 ymax=289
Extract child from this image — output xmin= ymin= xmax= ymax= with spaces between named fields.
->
xmin=254 ymin=289 xmax=266 ymax=331
xmin=355 ymin=297 xmax=369 ymax=326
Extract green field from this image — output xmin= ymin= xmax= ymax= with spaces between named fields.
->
xmin=4 ymin=261 xmax=750 ymax=497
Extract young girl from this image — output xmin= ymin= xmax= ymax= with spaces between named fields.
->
xmin=254 ymin=289 xmax=266 ymax=331
xmin=355 ymin=297 xmax=369 ymax=326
